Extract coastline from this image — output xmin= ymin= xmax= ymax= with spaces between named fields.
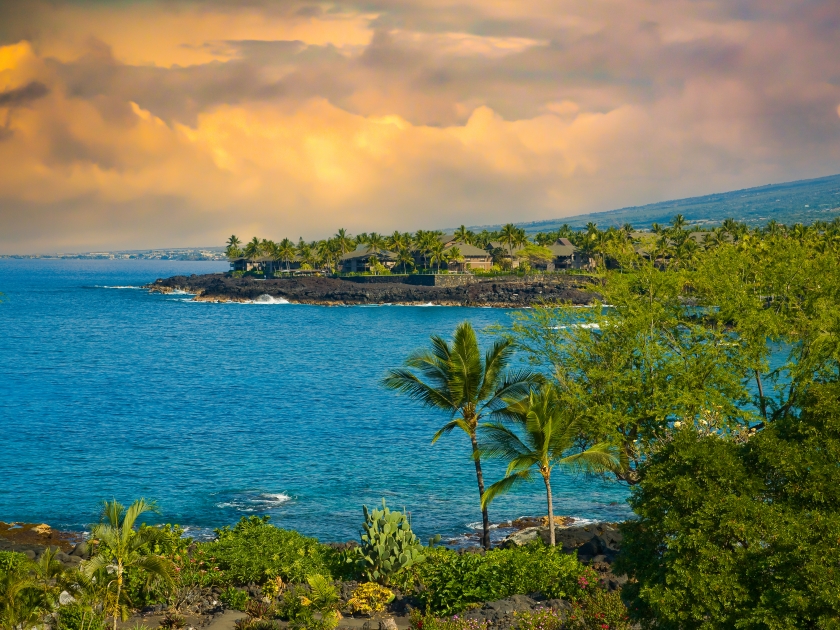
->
xmin=146 ymin=273 xmax=597 ymax=307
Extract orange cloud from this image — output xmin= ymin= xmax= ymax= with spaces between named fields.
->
xmin=1 ymin=0 xmax=840 ymax=253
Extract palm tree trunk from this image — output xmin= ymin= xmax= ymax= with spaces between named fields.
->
xmin=114 ymin=570 xmax=122 ymax=630
xmin=469 ymin=433 xmax=491 ymax=550
xmin=543 ymin=472 xmax=555 ymax=547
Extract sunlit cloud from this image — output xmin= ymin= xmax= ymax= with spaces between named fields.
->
xmin=0 ymin=0 xmax=839 ymax=253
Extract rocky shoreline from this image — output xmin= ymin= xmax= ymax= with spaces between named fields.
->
xmin=146 ymin=274 xmax=596 ymax=307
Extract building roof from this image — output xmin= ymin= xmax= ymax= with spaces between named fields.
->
xmin=445 ymin=243 xmax=492 ymax=258
xmin=546 ymin=242 xmax=577 ymax=257
xmin=340 ymin=246 xmax=398 ymax=261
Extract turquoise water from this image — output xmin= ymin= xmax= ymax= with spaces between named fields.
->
xmin=0 ymin=259 xmax=629 ymax=544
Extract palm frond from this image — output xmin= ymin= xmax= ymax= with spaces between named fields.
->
xmin=555 ymin=442 xmax=621 ymax=475
xmin=480 ymin=470 xmax=534 ymax=508
xmin=131 ymin=555 xmax=175 ymax=588
xmin=382 ymin=369 xmax=455 ymax=411
xmin=100 ymin=499 xmax=124 ymax=529
xmin=431 ymin=418 xmax=473 ymax=443
xmin=80 ymin=554 xmax=111 ymax=579
xmin=477 ymin=422 xmax=531 ymax=463
xmin=122 ymin=498 xmax=158 ymax=542
xmin=478 ymin=339 xmax=516 ymax=401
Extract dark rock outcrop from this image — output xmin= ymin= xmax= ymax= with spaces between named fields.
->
xmin=147 ymin=274 xmax=596 ymax=307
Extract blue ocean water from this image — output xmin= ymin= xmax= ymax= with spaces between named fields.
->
xmin=0 ymin=259 xmax=629 ymax=544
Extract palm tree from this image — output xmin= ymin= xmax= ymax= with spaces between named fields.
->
xmin=365 ymin=232 xmax=386 ymax=256
xmin=671 ymin=214 xmax=687 ymax=231
xmin=243 ymin=237 xmax=262 ymax=260
xmin=277 ymin=238 xmax=295 ymax=272
xmin=382 ymin=322 xmax=537 ymax=550
xmin=0 ymin=561 xmax=44 ymax=630
xmin=334 ymin=229 xmax=354 ymax=257
xmin=479 ymin=383 xmax=621 ymax=546
xmin=429 ymin=240 xmax=446 ymax=273
xmin=499 ymin=223 xmax=518 ymax=263
xmin=397 ymin=246 xmax=415 ymax=274
xmin=445 ymin=246 xmax=464 ymax=272
xmin=82 ymin=499 xmax=175 ymax=630
xmin=454 ymin=225 xmax=471 ymax=244
xmin=33 ymin=547 xmax=65 ymax=607
xmin=226 ymin=235 xmax=241 ymax=249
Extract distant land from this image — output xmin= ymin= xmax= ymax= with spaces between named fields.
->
xmin=467 ymin=173 xmax=840 ymax=234
xmin=4 ymin=174 xmax=840 ymax=258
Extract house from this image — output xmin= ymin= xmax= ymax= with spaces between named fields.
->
xmin=230 ymin=255 xmax=300 ymax=274
xmin=445 ymin=243 xmax=493 ymax=272
xmin=542 ymin=238 xmax=581 ymax=270
xmin=339 ymin=246 xmax=398 ymax=273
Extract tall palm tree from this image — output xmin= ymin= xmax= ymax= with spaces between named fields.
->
xmin=82 ymin=499 xmax=175 ymax=630
xmin=382 ymin=322 xmax=537 ymax=549
xmin=226 ymin=235 xmax=241 ymax=249
xmin=243 ymin=237 xmax=262 ymax=260
xmin=397 ymin=246 xmax=415 ymax=274
xmin=366 ymin=232 xmax=386 ymax=257
xmin=454 ymin=225 xmax=471 ymax=244
xmin=500 ymin=223 xmax=518 ymax=263
xmin=479 ymin=383 xmax=621 ymax=546
xmin=334 ymin=229 xmax=354 ymax=257
xmin=445 ymin=246 xmax=464 ymax=271
xmin=429 ymin=240 xmax=446 ymax=273
xmin=671 ymin=214 xmax=687 ymax=231
xmin=277 ymin=238 xmax=295 ymax=272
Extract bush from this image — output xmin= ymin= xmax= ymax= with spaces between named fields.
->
xmin=0 ymin=551 xmax=30 ymax=575
xmin=159 ymin=612 xmax=186 ymax=630
xmin=616 ymin=383 xmax=840 ymax=629
xmin=409 ymin=610 xmax=488 ymax=630
xmin=408 ymin=543 xmax=590 ymax=615
xmin=355 ymin=500 xmax=426 ymax=584
xmin=347 ymin=582 xmax=394 ymax=615
xmin=221 ymin=587 xmax=250 ymax=611
xmin=53 ymin=604 xmax=106 ymax=630
xmin=203 ymin=516 xmax=332 ymax=584
xmin=565 ymin=590 xmax=630 ymax=630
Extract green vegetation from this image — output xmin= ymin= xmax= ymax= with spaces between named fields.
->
xmin=478 ymin=382 xmax=622 ymax=546
xmin=204 ymin=516 xmax=332 ymax=584
xmin=382 ymin=321 xmax=538 ymax=550
xmin=406 ymin=544 xmax=594 ymax=616
xmin=355 ymin=500 xmax=426 ymax=584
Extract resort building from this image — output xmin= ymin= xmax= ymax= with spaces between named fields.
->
xmin=445 ymin=243 xmax=493 ymax=271
xmin=339 ymin=246 xmax=399 ymax=273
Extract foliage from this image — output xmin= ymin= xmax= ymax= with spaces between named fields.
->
xmin=479 ymin=382 xmax=621 ymax=546
xmin=204 ymin=516 xmax=332 ymax=585
xmin=277 ymin=577 xmax=341 ymax=630
xmin=565 ymin=589 xmax=630 ymax=630
xmin=513 ymin=607 xmax=564 ymax=630
xmin=82 ymin=499 xmax=176 ymax=630
xmin=0 ymin=555 xmax=47 ymax=630
xmin=346 ymin=582 xmax=394 ymax=615
xmin=406 ymin=544 xmax=591 ymax=616
xmin=53 ymin=604 xmax=107 ymax=630
xmin=0 ymin=551 xmax=29 ymax=574
xmin=158 ymin=611 xmax=186 ymax=630
xmin=616 ymin=382 xmax=840 ymax=629
xmin=221 ymin=587 xmax=250 ymax=611
xmin=354 ymin=500 xmax=426 ymax=584
xmin=382 ymin=321 xmax=538 ymax=549
xmin=409 ymin=610 xmax=489 ymax=630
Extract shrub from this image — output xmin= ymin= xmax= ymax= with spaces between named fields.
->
xmin=409 ymin=610 xmax=489 ymax=630
xmin=347 ymin=582 xmax=394 ymax=615
xmin=355 ymin=500 xmax=426 ymax=584
xmin=203 ymin=516 xmax=332 ymax=584
xmin=409 ymin=544 xmax=590 ymax=615
xmin=565 ymin=590 xmax=630 ymax=630
xmin=514 ymin=608 xmax=563 ymax=630
xmin=158 ymin=612 xmax=186 ymax=630
xmin=0 ymin=551 xmax=30 ymax=575
xmin=53 ymin=604 xmax=106 ymax=630
xmin=616 ymin=383 xmax=840 ymax=629
xmin=276 ymin=578 xmax=341 ymax=630
xmin=221 ymin=587 xmax=250 ymax=611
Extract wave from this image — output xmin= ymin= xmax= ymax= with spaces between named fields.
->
xmin=97 ymin=285 xmax=143 ymax=289
xmin=246 ymin=294 xmax=290 ymax=304
xmin=213 ymin=490 xmax=293 ymax=513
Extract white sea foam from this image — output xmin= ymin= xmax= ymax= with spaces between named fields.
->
xmin=552 ymin=323 xmax=600 ymax=330
xmin=214 ymin=491 xmax=293 ymax=512
xmin=246 ymin=294 xmax=290 ymax=304
xmin=99 ymin=285 xmax=143 ymax=289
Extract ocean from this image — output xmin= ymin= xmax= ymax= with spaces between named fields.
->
xmin=0 ymin=259 xmax=630 ymax=544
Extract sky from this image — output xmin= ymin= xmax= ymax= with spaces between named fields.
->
xmin=1 ymin=1 xmax=839 ymax=253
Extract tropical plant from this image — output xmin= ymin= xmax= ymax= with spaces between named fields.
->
xmin=220 ymin=587 xmax=250 ymax=611
xmin=354 ymin=500 xmax=426 ymax=584
xmin=0 ymin=554 xmax=46 ymax=630
xmin=244 ymin=237 xmax=262 ymax=260
xmin=81 ymin=499 xmax=175 ymax=630
xmin=334 ymin=229 xmax=354 ymax=257
xmin=33 ymin=547 xmax=65 ymax=607
xmin=277 ymin=238 xmax=296 ymax=272
xmin=444 ymin=246 xmax=464 ymax=270
xmin=499 ymin=223 xmax=518 ymax=264
xmin=365 ymin=233 xmax=386 ymax=256
xmin=204 ymin=516 xmax=331 ymax=585
xmin=346 ymin=583 xmax=393 ymax=615
xmin=429 ymin=241 xmax=446 ymax=274
xmin=479 ymin=383 xmax=621 ymax=546
xmin=382 ymin=322 xmax=537 ymax=549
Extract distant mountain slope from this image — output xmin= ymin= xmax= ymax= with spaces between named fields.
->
xmin=469 ymin=173 xmax=840 ymax=233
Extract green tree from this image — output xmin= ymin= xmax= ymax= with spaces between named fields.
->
xmin=278 ymin=238 xmax=296 ymax=272
xmin=479 ymin=383 xmax=620 ymax=546
xmin=334 ymin=228 xmax=354 ymax=257
xmin=382 ymin=322 xmax=537 ymax=549
xmin=616 ymin=382 xmax=840 ymax=629
xmin=499 ymin=223 xmax=518 ymax=264
xmin=82 ymin=499 xmax=175 ymax=630
xmin=243 ymin=237 xmax=262 ymax=260
xmin=429 ymin=240 xmax=446 ymax=273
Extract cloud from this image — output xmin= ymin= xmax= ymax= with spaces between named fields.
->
xmin=0 ymin=0 xmax=839 ymax=252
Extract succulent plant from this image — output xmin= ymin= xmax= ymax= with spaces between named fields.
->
xmin=354 ymin=499 xmax=426 ymax=583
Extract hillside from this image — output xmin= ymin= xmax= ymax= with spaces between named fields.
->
xmin=469 ymin=173 xmax=840 ymax=233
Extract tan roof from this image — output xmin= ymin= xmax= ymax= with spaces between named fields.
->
xmin=445 ymin=243 xmax=492 ymax=258
xmin=340 ymin=246 xmax=398 ymax=261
